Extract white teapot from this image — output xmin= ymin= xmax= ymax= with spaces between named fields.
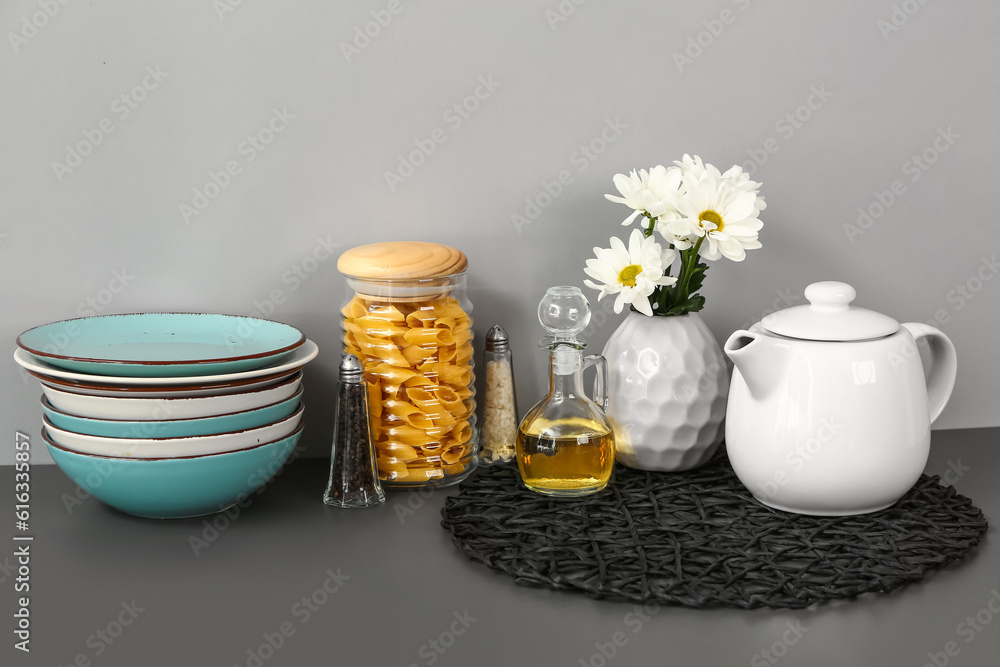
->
xmin=723 ymin=281 xmax=957 ymax=516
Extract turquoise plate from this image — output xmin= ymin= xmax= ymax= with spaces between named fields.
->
xmin=44 ymin=426 xmax=301 ymax=519
xmin=41 ymin=390 xmax=302 ymax=438
xmin=17 ymin=313 xmax=305 ymax=378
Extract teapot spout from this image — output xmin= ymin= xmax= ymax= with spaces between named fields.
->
xmin=724 ymin=330 xmax=788 ymax=401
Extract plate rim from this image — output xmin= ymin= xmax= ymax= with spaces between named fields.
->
xmin=40 ymin=387 xmax=304 ymax=424
xmin=42 ymin=403 xmax=304 ymax=443
xmin=14 ymin=339 xmax=319 ymax=386
xmin=42 ymin=423 xmax=304 ymax=461
xmin=30 ymin=366 xmax=297 ymax=394
xmin=16 ymin=312 xmax=306 ymax=368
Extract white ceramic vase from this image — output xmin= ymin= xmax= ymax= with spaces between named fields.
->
xmin=602 ymin=312 xmax=729 ymax=471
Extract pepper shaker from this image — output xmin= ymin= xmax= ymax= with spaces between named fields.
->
xmin=481 ymin=324 xmax=518 ymax=465
xmin=323 ymin=354 xmax=385 ymax=508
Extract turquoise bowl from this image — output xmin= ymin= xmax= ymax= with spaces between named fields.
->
xmin=41 ymin=389 xmax=302 ymax=438
xmin=43 ymin=426 xmax=301 ymax=519
xmin=17 ymin=313 xmax=305 ymax=377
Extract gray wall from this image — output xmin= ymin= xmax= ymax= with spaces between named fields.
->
xmin=2 ymin=0 xmax=998 ymax=465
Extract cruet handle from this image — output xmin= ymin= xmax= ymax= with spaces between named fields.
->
xmin=583 ymin=354 xmax=608 ymax=412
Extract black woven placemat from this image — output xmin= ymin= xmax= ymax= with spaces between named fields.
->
xmin=440 ymin=454 xmax=989 ymax=609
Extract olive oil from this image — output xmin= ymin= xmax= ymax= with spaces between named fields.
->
xmin=517 ymin=419 xmax=614 ymax=496
xmin=516 ymin=287 xmax=616 ymax=498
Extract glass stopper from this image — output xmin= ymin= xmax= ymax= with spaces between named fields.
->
xmin=538 ymin=286 xmax=591 ymax=342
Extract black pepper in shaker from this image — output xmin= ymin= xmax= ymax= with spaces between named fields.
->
xmin=323 ymin=354 xmax=385 ymax=508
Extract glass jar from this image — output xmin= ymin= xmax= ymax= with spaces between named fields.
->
xmin=337 ymin=242 xmax=478 ymax=487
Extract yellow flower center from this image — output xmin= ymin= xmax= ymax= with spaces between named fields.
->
xmin=618 ymin=264 xmax=643 ymax=287
xmin=699 ymin=209 xmax=724 ymax=231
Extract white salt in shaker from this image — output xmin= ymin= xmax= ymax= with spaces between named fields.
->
xmin=481 ymin=325 xmax=517 ymax=464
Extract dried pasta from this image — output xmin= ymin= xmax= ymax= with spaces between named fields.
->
xmin=343 ymin=294 xmax=477 ymax=482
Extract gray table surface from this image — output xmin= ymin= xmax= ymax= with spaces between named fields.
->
xmin=2 ymin=428 xmax=998 ymax=667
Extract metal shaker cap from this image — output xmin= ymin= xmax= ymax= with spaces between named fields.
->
xmin=339 ymin=354 xmax=364 ymax=384
xmin=485 ymin=325 xmax=509 ymax=353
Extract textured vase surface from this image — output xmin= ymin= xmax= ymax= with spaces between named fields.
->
xmin=602 ymin=312 xmax=729 ymax=471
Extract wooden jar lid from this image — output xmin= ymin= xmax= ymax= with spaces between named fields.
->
xmin=337 ymin=242 xmax=468 ymax=280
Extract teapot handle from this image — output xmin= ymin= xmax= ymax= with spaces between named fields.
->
xmin=901 ymin=322 xmax=957 ymax=424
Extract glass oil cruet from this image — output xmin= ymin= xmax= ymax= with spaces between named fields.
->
xmin=516 ymin=286 xmax=615 ymax=497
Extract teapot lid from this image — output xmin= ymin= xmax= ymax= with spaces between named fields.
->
xmin=761 ymin=281 xmax=899 ymax=341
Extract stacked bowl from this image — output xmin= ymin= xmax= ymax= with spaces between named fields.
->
xmin=15 ymin=313 xmax=318 ymax=519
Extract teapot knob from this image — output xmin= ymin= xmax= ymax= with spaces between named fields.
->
xmin=805 ymin=281 xmax=856 ymax=311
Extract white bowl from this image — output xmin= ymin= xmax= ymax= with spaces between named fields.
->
xmin=34 ymin=371 xmax=297 ymax=398
xmin=42 ymin=404 xmax=304 ymax=458
xmin=36 ymin=369 xmax=296 ymax=399
xmin=41 ymin=387 xmax=303 ymax=438
xmin=40 ymin=372 xmax=302 ymax=420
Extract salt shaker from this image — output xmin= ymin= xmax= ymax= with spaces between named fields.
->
xmin=481 ymin=325 xmax=518 ymax=465
xmin=323 ymin=354 xmax=385 ymax=508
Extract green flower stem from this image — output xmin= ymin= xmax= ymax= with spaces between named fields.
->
xmin=640 ymin=212 xmax=705 ymax=314
xmin=675 ymin=236 xmax=705 ymax=305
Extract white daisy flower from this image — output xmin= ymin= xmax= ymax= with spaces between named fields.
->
xmin=654 ymin=210 xmax=696 ymax=250
xmin=583 ymin=229 xmax=677 ymax=316
xmin=604 ymin=165 xmax=682 ymax=227
xmin=673 ymin=153 xmax=722 ymax=181
xmin=661 ymin=161 xmax=764 ymax=262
